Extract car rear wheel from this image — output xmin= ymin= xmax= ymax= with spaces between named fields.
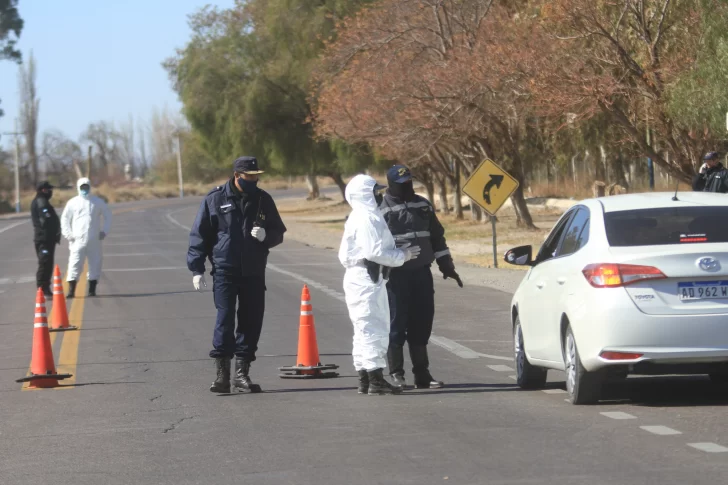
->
xmin=514 ymin=317 xmax=547 ymax=389
xmin=563 ymin=326 xmax=603 ymax=405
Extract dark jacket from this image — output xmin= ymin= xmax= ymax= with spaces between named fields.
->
xmin=187 ymin=179 xmax=287 ymax=277
xmin=693 ymin=163 xmax=728 ymax=193
xmin=379 ymin=192 xmax=454 ymax=272
xmin=30 ymin=194 xmax=61 ymax=244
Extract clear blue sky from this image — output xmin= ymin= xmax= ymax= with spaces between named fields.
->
xmin=0 ymin=0 xmax=234 ymax=148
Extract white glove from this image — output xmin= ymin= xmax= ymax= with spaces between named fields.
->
xmin=251 ymin=226 xmax=266 ymax=242
xmin=99 ymin=231 xmax=106 ymax=240
xmin=700 ymin=162 xmax=709 ymax=174
xmin=402 ymin=245 xmax=421 ymax=262
xmin=193 ymin=274 xmax=207 ymax=292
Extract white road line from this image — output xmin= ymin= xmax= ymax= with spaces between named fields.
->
xmin=15 ymin=276 xmax=35 ymax=284
xmin=542 ymin=389 xmax=567 ymax=394
xmin=508 ymin=375 xmax=517 ymax=380
xmin=0 ymin=220 xmax=28 ymax=234
xmin=487 ymin=364 xmax=514 ymax=372
xmin=430 ymin=335 xmax=511 ymax=361
xmin=105 ymin=267 xmax=186 ymax=272
xmin=165 ymin=208 xmax=514 ymax=363
xmin=600 ymin=412 xmax=637 ymax=420
xmin=640 ymin=426 xmax=682 ymax=436
xmin=166 ymin=208 xmax=193 ymax=232
xmin=688 ymin=443 xmax=728 ymax=453
xmin=0 ymin=278 xmax=10 ymax=285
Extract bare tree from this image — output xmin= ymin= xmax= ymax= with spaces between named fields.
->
xmin=19 ymin=50 xmax=39 ymax=185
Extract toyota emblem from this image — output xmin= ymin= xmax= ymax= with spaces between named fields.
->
xmin=698 ymin=257 xmax=720 ymax=272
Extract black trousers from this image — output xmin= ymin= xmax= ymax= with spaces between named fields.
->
xmin=209 ymin=273 xmax=266 ymax=361
xmin=35 ymin=241 xmax=56 ymax=289
xmin=387 ymin=266 xmax=435 ymax=347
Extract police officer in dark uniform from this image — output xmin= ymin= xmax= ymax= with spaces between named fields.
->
xmin=380 ymin=165 xmax=463 ymax=389
xmin=187 ymin=156 xmax=287 ymax=393
xmin=692 ymin=152 xmax=728 ymax=193
xmin=30 ymin=181 xmax=61 ymax=296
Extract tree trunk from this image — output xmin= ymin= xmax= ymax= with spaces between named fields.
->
xmin=436 ymin=175 xmax=449 ymax=213
xmin=511 ymin=181 xmax=537 ymax=230
xmin=470 ymin=203 xmax=483 ymax=222
xmin=306 ymin=173 xmax=320 ymax=200
xmin=453 ymin=158 xmax=463 ymax=219
xmin=328 ymin=172 xmax=347 ymax=200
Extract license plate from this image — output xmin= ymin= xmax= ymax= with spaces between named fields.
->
xmin=678 ymin=281 xmax=728 ymax=301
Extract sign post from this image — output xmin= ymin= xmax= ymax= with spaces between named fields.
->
xmin=461 ymin=158 xmax=520 ymax=268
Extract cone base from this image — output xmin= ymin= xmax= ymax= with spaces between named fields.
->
xmin=49 ymin=326 xmax=78 ymax=333
xmin=16 ymin=372 xmax=73 ymax=384
xmin=279 ymin=364 xmax=339 ymax=379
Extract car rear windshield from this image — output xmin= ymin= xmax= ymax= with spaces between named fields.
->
xmin=604 ymin=206 xmax=728 ymax=246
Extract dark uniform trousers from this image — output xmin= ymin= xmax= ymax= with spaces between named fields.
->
xmin=35 ymin=241 xmax=56 ymax=289
xmin=387 ymin=265 xmax=435 ymax=347
xmin=210 ymin=273 xmax=266 ymax=361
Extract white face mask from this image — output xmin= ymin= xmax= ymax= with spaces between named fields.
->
xmin=79 ymin=186 xmax=90 ymax=198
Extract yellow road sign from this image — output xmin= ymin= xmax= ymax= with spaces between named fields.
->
xmin=461 ymin=158 xmax=519 ymax=216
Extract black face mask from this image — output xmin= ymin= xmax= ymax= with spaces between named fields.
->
xmin=40 ymin=189 xmax=53 ymax=200
xmin=374 ymin=189 xmax=384 ymax=206
xmin=388 ymin=181 xmax=415 ymax=201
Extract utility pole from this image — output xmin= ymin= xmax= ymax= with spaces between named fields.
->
xmin=174 ymin=131 xmax=184 ymax=198
xmin=87 ymin=145 xmax=93 ymax=178
xmin=1 ymin=118 xmax=23 ymax=213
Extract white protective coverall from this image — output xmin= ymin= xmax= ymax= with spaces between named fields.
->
xmin=61 ymin=178 xmax=112 ymax=281
xmin=339 ymin=174 xmax=409 ymax=371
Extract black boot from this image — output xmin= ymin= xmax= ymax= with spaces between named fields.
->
xmin=88 ymin=280 xmax=98 ymax=297
xmin=410 ymin=345 xmax=444 ymax=389
xmin=387 ymin=343 xmax=407 ymax=389
xmin=367 ymin=368 xmax=403 ymax=395
xmin=66 ymin=280 xmax=77 ymax=299
xmin=41 ymin=284 xmax=52 ymax=298
xmin=210 ymin=357 xmax=231 ymax=393
xmin=357 ymin=370 xmax=369 ymax=394
xmin=233 ymin=357 xmax=262 ymax=393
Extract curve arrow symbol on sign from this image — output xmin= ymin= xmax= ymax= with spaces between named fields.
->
xmin=482 ymin=174 xmax=504 ymax=205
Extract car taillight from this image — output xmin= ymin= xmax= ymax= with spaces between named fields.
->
xmin=582 ymin=263 xmax=666 ymax=288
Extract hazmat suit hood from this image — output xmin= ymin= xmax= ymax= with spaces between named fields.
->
xmin=77 ymin=177 xmax=91 ymax=198
xmin=345 ymin=175 xmax=386 ymax=213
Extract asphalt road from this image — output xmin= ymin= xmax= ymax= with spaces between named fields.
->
xmin=1 ymin=192 xmax=728 ymax=485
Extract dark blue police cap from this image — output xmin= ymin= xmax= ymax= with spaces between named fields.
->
xmin=387 ymin=164 xmax=412 ymax=184
xmin=233 ymin=156 xmax=265 ymax=174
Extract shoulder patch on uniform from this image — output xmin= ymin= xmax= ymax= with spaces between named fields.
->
xmin=206 ymin=186 xmax=223 ymax=196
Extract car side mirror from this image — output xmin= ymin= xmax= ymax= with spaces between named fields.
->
xmin=504 ymin=245 xmax=533 ymax=266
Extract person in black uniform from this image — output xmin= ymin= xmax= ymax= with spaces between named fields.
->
xmin=30 ymin=181 xmax=61 ymax=297
xmin=188 ymin=156 xmax=287 ymax=393
xmin=380 ymin=165 xmax=463 ymax=389
xmin=692 ymin=152 xmax=728 ymax=193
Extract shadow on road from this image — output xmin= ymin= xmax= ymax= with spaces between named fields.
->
xmin=598 ymin=375 xmax=728 ymax=407
xmin=216 ymin=382 xmax=520 ymax=396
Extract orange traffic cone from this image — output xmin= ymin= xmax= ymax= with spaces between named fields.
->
xmin=279 ymin=285 xmax=339 ymax=379
xmin=16 ymin=289 xmax=72 ymax=388
xmin=49 ymin=265 xmax=77 ymax=332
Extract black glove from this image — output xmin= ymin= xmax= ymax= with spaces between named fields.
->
xmin=438 ymin=258 xmax=463 ymax=288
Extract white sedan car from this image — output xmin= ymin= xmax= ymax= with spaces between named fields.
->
xmin=505 ymin=192 xmax=728 ymax=404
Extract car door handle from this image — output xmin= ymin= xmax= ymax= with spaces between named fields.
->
xmin=557 ymin=278 xmax=566 ymax=285
xmin=536 ymin=282 xmax=545 ymax=289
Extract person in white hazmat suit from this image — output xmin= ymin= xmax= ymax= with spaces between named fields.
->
xmin=339 ymin=174 xmax=421 ymax=395
xmin=61 ymin=177 xmax=112 ymax=298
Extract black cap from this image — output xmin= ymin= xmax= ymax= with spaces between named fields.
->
xmin=703 ymin=152 xmax=720 ymax=161
xmin=37 ymin=181 xmax=54 ymax=191
xmin=233 ymin=156 xmax=265 ymax=174
xmin=387 ymin=164 xmax=412 ymax=184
